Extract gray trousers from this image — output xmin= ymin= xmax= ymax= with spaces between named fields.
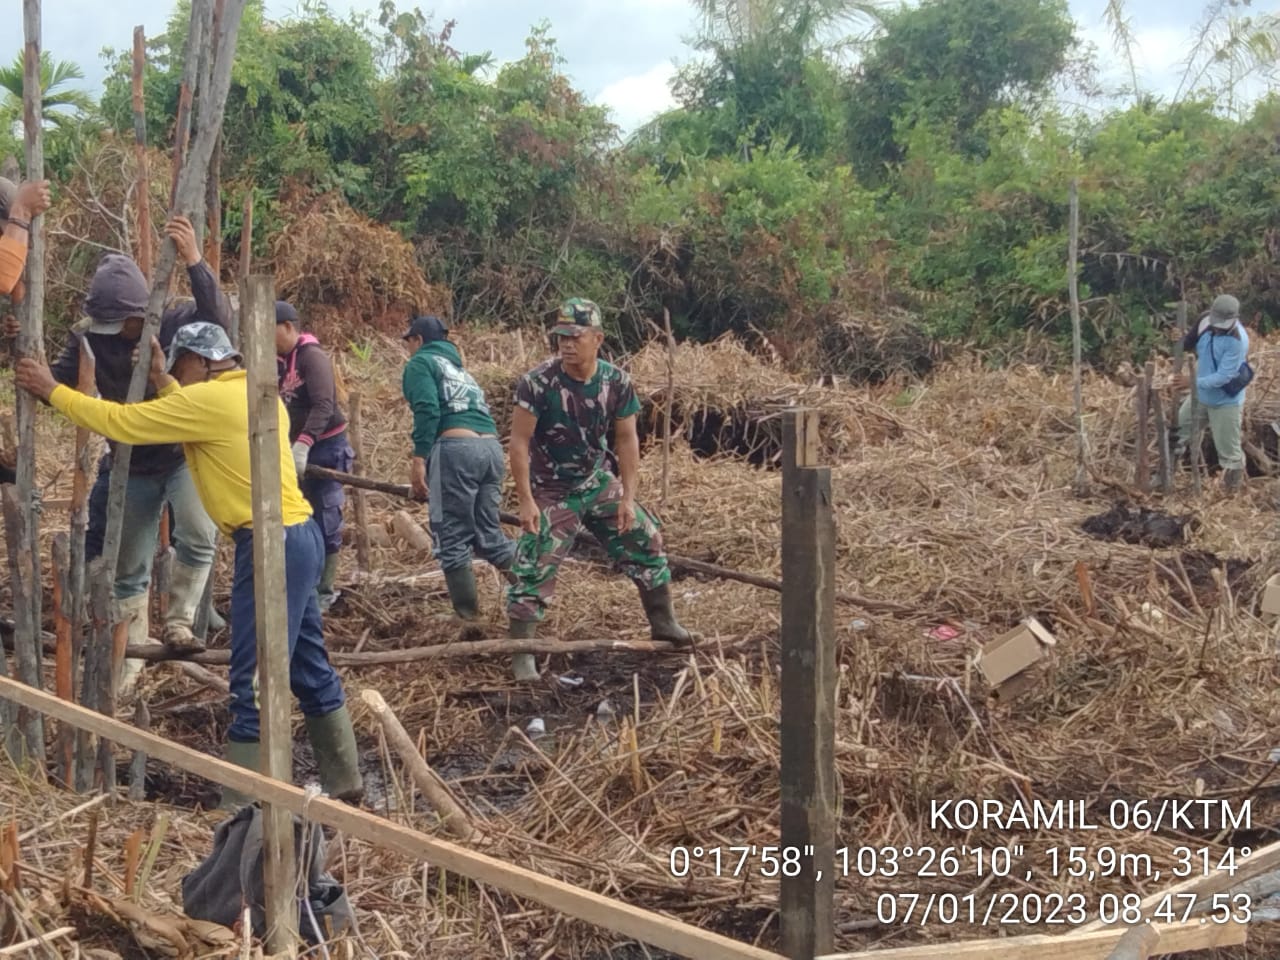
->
xmin=1175 ymin=395 xmax=1245 ymax=470
xmin=428 ymin=436 xmax=517 ymax=572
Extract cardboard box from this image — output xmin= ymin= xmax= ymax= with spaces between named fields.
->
xmin=1262 ymin=574 xmax=1280 ymax=617
xmin=977 ymin=617 xmax=1057 ymax=696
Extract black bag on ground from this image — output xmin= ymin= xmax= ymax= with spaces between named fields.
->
xmin=181 ymin=802 xmax=355 ymax=945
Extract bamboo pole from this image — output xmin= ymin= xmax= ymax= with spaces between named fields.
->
xmin=11 ymin=0 xmax=47 ymax=770
xmin=241 ymin=274 xmax=299 ymax=954
xmin=1068 ymin=179 xmax=1089 ymax=496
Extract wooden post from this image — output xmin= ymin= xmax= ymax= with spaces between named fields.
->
xmin=779 ymin=409 xmax=836 ymax=960
xmin=128 ymin=700 xmax=149 ymax=802
xmin=67 ymin=335 xmax=95 ymax=792
xmin=97 ymin=0 xmax=244 ymax=675
xmin=349 ymin=393 xmax=372 ymax=573
xmin=1 ymin=488 xmax=42 ymax=769
xmin=661 ymin=308 xmax=675 ymax=507
xmin=10 ymin=0 xmax=48 ymax=772
xmin=51 ymin=533 xmax=72 ymax=782
xmin=76 ymin=564 xmax=111 ymax=794
xmin=1189 ymin=355 xmax=1203 ymax=496
xmin=1068 ymin=179 xmax=1089 ymax=496
xmin=1135 ymin=368 xmax=1150 ymax=492
xmin=241 ymin=274 xmax=299 ymax=954
xmin=131 ymin=27 xmax=152 ymax=279
xmin=1154 ymin=381 xmax=1172 ymax=493
xmin=203 ymin=0 xmax=226 ymax=272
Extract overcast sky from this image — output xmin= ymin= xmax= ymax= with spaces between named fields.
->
xmin=14 ymin=0 xmax=1236 ymax=135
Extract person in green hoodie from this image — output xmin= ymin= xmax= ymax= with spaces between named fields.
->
xmin=401 ymin=315 xmax=516 ymax=621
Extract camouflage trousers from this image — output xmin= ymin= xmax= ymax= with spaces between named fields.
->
xmin=506 ymin=469 xmax=670 ymax=623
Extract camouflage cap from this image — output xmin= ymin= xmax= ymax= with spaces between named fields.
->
xmin=165 ymin=321 xmax=242 ymax=372
xmin=551 ymin=297 xmax=603 ymax=337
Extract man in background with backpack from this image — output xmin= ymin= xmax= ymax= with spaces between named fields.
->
xmin=275 ymin=301 xmax=354 ymax=610
xmin=1172 ymin=293 xmax=1252 ymax=493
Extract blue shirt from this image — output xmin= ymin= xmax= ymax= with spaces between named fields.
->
xmin=1196 ymin=323 xmax=1249 ymax=408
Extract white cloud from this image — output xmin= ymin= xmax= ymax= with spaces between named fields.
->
xmin=595 ymin=61 xmax=679 ymax=135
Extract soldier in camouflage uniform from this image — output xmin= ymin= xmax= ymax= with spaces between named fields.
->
xmin=505 ymin=297 xmax=695 ymax=681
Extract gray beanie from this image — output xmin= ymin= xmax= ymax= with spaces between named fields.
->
xmin=84 ymin=253 xmax=149 ymax=333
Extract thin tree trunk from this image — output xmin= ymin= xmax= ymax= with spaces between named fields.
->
xmin=11 ymin=0 xmax=48 ymax=772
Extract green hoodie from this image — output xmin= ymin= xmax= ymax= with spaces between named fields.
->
xmin=401 ymin=340 xmax=498 ymax=459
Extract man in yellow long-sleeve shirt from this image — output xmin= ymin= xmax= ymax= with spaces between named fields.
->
xmin=15 ymin=322 xmax=363 ymax=811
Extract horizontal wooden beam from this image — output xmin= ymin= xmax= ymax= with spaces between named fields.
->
xmin=0 ymin=675 xmax=784 ymax=960
xmin=816 ymin=918 xmax=1245 ymax=960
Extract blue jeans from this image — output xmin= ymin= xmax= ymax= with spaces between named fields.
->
xmin=227 ymin=518 xmax=346 ymax=742
xmin=428 ymin=436 xmax=516 ymax=572
xmin=299 ymin=432 xmax=353 ymax=556
xmin=86 ymin=455 xmax=217 ymax=600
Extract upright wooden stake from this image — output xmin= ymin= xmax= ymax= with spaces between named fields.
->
xmin=98 ymin=0 xmax=243 ymax=624
xmin=10 ymin=0 xmax=47 ymax=771
xmin=131 ymin=27 xmax=152 ymax=279
xmin=67 ymin=335 xmax=95 ymax=791
xmin=1 ymin=488 xmax=42 ymax=769
xmin=1154 ymin=383 xmax=1172 ymax=493
xmin=233 ymin=190 xmax=252 ymax=348
xmin=1068 ymin=179 xmax=1089 ymax=496
xmin=349 ymin=393 xmax=371 ymax=574
xmin=1135 ymin=365 xmax=1150 ymax=492
xmin=1189 ymin=355 xmax=1203 ymax=496
xmin=51 ymin=533 xmax=72 ymax=782
xmin=779 ymin=409 xmax=835 ymax=960
xmin=660 ymin=308 xmax=675 ymax=507
xmin=241 ymin=274 xmax=299 ymax=954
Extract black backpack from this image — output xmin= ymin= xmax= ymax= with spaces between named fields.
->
xmin=181 ymin=803 xmax=355 ymax=946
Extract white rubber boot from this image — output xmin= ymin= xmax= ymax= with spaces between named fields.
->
xmin=114 ymin=594 xmax=149 ymax=700
xmin=161 ymin=560 xmax=211 ymax=652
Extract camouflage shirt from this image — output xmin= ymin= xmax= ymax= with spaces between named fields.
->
xmin=515 ymin=358 xmax=641 ymax=494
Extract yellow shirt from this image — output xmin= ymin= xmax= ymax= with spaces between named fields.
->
xmin=49 ymin=370 xmax=312 ymax=536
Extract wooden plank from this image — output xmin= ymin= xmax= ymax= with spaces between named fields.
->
xmin=780 ymin=409 xmax=836 ymax=959
xmin=241 ymin=273 xmax=298 ymax=954
xmin=0 ymin=675 xmax=786 ymax=960
xmin=815 ymin=919 xmax=1245 ymax=960
xmin=348 ymin=393 xmax=371 ymax=573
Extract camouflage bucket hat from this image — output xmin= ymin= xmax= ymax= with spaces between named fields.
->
xmin=166 ymin=321 xmax=242 ymax=372
xmin=551 ymin=297 xmax=603 ymax=337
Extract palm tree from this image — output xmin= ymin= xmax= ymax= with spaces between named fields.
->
xmin=692 ymin=0 xmax=885 ymax=54
xmin=0 ymin=51 xmax=95 ymax=129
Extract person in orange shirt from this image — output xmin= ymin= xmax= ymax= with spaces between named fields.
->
xmin=0 ymin=177 xmax=52 ymax=301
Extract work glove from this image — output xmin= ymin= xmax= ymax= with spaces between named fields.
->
xmin=292 ymin=440 xmax=310 ymax=479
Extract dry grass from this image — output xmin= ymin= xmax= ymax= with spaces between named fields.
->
xmin=3 ymin=327 xmax=1280 ymax=958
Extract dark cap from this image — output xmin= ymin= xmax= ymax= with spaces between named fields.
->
xmin=275 ymin=301 xmax=300 ymax=325
xmin=85 ymin=253 xmax=149 ymax=333
xmin=402 ymin=315 xmax=449 ymax=342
